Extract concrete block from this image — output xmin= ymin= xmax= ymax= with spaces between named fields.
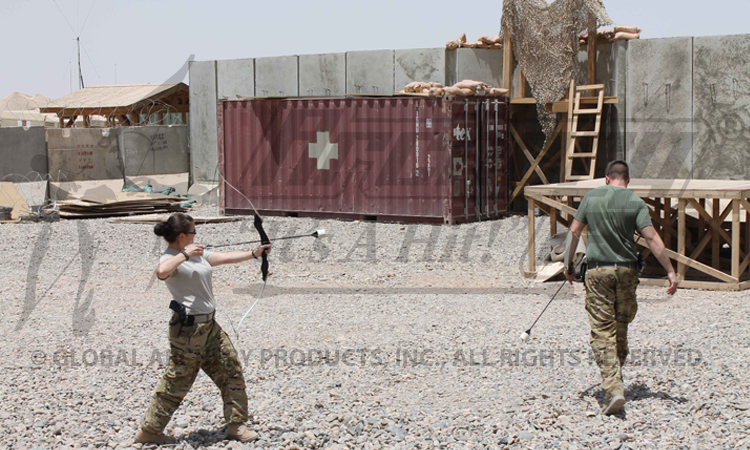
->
xmin=189 ymin=60 xmax=219 ymax=181
xmin=346 ymin=50 xmax=395 ymax=95
xmin=455 ymin=49 xmax=504 ymax=88
xmin=217 ymin=58 xmax=255 ymax=100
xmin=299 ymin=53 xmax=346 ymax=96
xmin=626 ymin=37 xmax=693 ymax=179
xmin=693 ymin=34 xmax=750 ymax=180
xmin=0 ymin=127 xmax=47 ymax=179
xmin=46 ymin=128 xmax=121 ymax=180
xmin=255 ymin=56 xmax=298 ymax=97
xmin=394 ymin=48 xmax=447 ymax=91
xmin=118 ymin=126 xmax=189 ymax=176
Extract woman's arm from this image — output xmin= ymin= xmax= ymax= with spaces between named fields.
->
xmin=156 ymin=244 xmax=204 ymax=279
xmin=210 ymin=244 xmax=271 ymax=267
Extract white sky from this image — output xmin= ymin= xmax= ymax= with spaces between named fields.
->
xmin=2 ymin=0 xmax=748 ymax=100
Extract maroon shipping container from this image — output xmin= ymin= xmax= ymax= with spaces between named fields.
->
xmin=218 ymin=96 xmax=509 ymax=224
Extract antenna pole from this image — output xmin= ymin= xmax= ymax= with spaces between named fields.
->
xmin=77 ymin=37 xmax=84 ymax=89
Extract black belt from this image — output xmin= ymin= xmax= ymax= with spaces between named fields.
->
xmin=589 ymin=261 xmax=637 ymax=269
xmin=169 ymin=300 xmax=215 ymax=326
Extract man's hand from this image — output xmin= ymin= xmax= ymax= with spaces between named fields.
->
xmin=666 ymin=271 xmax=678 ymax=295
xmin=563 ymin=268 xmax=575 ymax=284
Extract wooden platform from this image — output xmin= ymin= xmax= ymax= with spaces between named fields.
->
xmin=525 ymin=179 xmax=750 ymax=291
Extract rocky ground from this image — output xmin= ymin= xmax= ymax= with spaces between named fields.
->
xmin=0 ymin=207 xmax=748 ymax=449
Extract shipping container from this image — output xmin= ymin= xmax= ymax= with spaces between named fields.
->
xmin=218 ymin=96 xmax=509 ymax=224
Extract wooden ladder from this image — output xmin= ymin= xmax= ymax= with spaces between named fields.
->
xmin=564 ymin=81 xmax=605 ymax=182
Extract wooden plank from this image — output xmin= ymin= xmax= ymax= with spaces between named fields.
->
xmin=687 ymin=198 xmax=733 ymax=247
xmin=713 ymin=200 xmax=721 ymax=268
xmin=639 ymin=278 xmax=741 ymax=291
xmin=678 ymin=199 xmax=686 ymax=281
xmin=528 ymin=197 xmax=536 ymax=274
xmin=510 ymin=124 xmax=548 ymax=183
xmin=577 ymin=84 xmax=605 ymax=92
xmin=503 ymin=26 xmax=513 ymax=93
xmin=733 ymin=199 xmax=741 ymax=279
xmin=526 ymin=193 xmax=577 ymax=218
xmin=509 ymin=121 xmax=563 ymax=203
xmin=519 ymin=69 xmax=527 ymax=98
xmin=635 ymin=236 xmax=737 ymax=283
xmin=525 ymin=178 xmax=750 ymax=199
xmin=587 ymin=27 xmax=597 ymax=90
xmin=550 ymin=207 xmax=558 ymax=236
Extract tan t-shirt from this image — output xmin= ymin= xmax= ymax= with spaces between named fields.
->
xmin=159 ymin=248 xmax=215 ymax=315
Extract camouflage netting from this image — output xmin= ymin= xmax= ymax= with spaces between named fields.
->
xmin=501 ymin=0 xmax=612 ymax=140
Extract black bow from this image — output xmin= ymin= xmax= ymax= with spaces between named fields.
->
xmin=254 ymin=213 xmax=270 ymax=282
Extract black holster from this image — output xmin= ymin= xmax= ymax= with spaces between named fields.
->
xmin=168 ymin=300 xmax=194 ymax=326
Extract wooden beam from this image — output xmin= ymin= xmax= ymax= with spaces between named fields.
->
xmin=635 ymin=237 xmax=737 ymax=284
xmin=712 ymin=199 xmax=720 ymax=268
xmin=587 ymin=25 xmax=597 ymax=91
xmin=503 ymin=26 xmax=513 ymax=93
xmin=519 ymin=68 xmax=527 ymax=98
xmin=528 ymin=197 xmax=536 ymax=274
xmin=639 ymin=278 xmax=741 ymax=291
xmin=678 ymin=199 xmax=686 ymax=281
xmin=733 ymin=199 xmax=741 ymax=279
xmin=511 ymin=124 xmax=548 ymax=183
xmin=510 ymin=121 xmax=564 ymax=203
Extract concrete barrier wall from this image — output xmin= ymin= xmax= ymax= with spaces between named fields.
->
xmin=394 ymin=48 xmax=447 ymax=91
xmin=346 ymin=50 xmax=394 ymax=95
xmin=626 ymin=37 xmax=694 ymax=179
xmin=693 ymin=34 xmax=750 ymax=180
xmin=0 ymin=127 xmax=47 ymax=180
xmin=47 ymin=126 xmax=188 ymax=181
xmin=256 ymin=56 xmax=298 ymax=97
xmin=189 ymin=61 xmax=219 ymax=182
xmin=299 ymin=53 xmax=345 ymax=97
xmin=217 ymin=58 xmax=255 ymax=100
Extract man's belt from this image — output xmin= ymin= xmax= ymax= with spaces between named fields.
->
xmin=589 ymin=261 xmax=637 ymax=269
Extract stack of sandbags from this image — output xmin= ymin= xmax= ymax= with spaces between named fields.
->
xmin=447 ymin=33 xmax=503 ymax=50
xmin=402 ymin=81 xmax=445 ymax=97
xmin=443 ymin=80 xmax=508 ymax=97
xmin=400 ymin=80 xmax=510 ymax=98
xmin=579 ymin=25 xmax=641 ymax=45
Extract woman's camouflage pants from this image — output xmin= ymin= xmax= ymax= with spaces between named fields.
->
xmin=141 ymin=319 xmax=248 ymax=434
xmin=584 ymin=266 xmax=639 ymax=402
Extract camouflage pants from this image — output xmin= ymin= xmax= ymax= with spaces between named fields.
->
xmin=584 ymin=267 xmax=639 ymax=401
xmin=141 ymin=319 xmax=248 ymax=434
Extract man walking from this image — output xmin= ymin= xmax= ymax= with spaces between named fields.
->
xmin=563 ymin=160 xmax=678 ymax=415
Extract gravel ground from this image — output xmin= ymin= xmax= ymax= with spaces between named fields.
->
xmin=0 ymin=207 xmax=748 ymax=450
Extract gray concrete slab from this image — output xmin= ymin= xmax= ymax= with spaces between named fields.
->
xmin=189 ymin=60 xmax=219 ymax=181
xmin=217 ymin=58 xmax=255 ymax=100
xmin=255 ymin=56 xmax=298 ymax=97
xmin=693 ymin=34 xmax=750 ymax=180
xmin=626 ymin=37 xmax=693 ymax=179
xmin=299 ymin=53 xmax=346 ymax=96
xmin=455 ymin=49 xmax=504 ymax=88
xmin=346 ymin=50 xmax=395 ymax=95
xmin=47 ymin=127 xmax=122 ymax=180
xmin=394 ymin=48 xmax=447 ymax=91
xmin=118 ymin=126 xmax=189 ymax=176
xmin=0 ymin=127 xmax=47 ymax=180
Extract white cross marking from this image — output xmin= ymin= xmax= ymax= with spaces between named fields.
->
xmin=308 ymin=131 xmax=339 ymax=170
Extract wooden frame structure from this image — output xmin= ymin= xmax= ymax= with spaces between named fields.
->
xmin=41 ymin=83 xmax=190 ymax=128
xmin=502 ymin=25 xmax=620 ymax=207
xmin=525 ymin=179 xmax=750 ymax=291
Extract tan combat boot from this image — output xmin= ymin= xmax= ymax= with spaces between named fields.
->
xmin=134 ymin=428 xmax=177 ymax=445
xmin=227 ymin=423 xmax=259 ymax=443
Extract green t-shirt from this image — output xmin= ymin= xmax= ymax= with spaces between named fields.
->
xmin=574 ymin=185 xmax=652 ymax=264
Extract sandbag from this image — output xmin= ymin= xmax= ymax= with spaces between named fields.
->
xmin=488 ymin=88 xmax=510 ymax=97
xmin=479 ymin=35 xmax=495 ymax=45
xmin=446 ymin=40 xmax=460 ymax=50
xmin=455 ymin=80 xmax=485 ymax=90
xmin=614 ymin=31 xmax=640 ymax=40
xmin=614 ymin=25 xmax=641 ymax=34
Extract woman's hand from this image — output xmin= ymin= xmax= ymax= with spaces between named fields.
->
xmin=254 ymin=244 xmax=272 ymax=258
xmin=185 ymin=244 xmax=204 ymax=259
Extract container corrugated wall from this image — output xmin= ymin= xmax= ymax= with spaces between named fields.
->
xmin=218 ymin=96 xmax=508 ymax=224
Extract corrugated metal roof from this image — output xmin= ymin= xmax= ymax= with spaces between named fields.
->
xmin=46 ymin=83 xmax=186 ymax=109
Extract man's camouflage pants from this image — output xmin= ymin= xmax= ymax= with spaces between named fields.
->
xmin=141 ymin=319 xmax=248 ymax=434
xmin=584 ymin=266 xmax=639 ymax=402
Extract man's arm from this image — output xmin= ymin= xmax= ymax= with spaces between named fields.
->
xmin=639 ymin=225 xmax=678 ymax=295
xmin=563 ymin=219 xmax=586 ymax=284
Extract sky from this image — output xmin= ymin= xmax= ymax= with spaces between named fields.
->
xmin=2 ymin=0 xmax=749 ymax=101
